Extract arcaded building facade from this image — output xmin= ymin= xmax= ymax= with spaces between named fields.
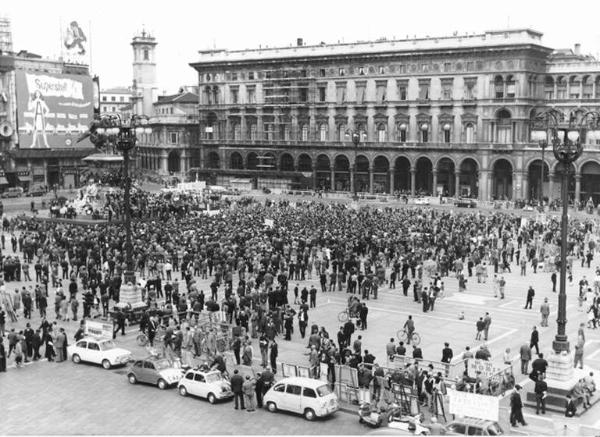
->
xmin=190 ymin=29 xmax=600 ymax=202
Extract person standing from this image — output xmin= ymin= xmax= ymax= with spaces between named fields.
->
xmin=510 ymin=385 xmax=527 ymax=427
xmin=519 ymin=342 xmax=532 ymax=375
xmin=242 ymin=375 xmax=256 ymax=412
xmin=259 ymin=334 xmax=269 ymax=368
xmin=0 ymin=337 xmax=6 ymax=372
xmin=269 ymin=340 xmax=278 ymax=373
xmin=574 ymin=336 xmax=585 ymax=369
xmin=483 ymin=312 xmax=492 ymax=341
xmin=524 ymin=286 xmax=535 ymax=309
xmin=530 ymin=326 xmax=540 ymax=355
xmin=255 ymin=373 xmax=265 ymax=409
xmin=540 ymin=298 xmax=550 ymax=327
xmin=441 ymin=342 xmax=453 ymax=377
xmin=534 ymin=374 xmax=548 ymax=415
xmin=403 ymin=315 xmax=415 ymax=344
xmin=551 ymin=272 xmax=557 ymax=293
xmin=230 ymin=369 xmax=245 ymax=410
xmin=475 ymin=317 xmax=485 ymax=341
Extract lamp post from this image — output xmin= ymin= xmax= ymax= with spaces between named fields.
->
xmin=531 ymin=109 xmax=600 ymax=355
xmin=88 ymin=114 xmax=152 ymax=286
xmin=538 ymin=141 xmax=548 ymax=207
xmin=345 ymin=129 xmax=361 ymax=198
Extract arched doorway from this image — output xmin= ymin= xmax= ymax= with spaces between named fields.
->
xmin=580 ymin=161 xmax=600 ymax=204
xmin=315 ymin=154 xmax=331 ymax=190
xmin=436 ymin=157 xmax=455 ymax=196
xmin=394 ymin=156 xmax=411 ymax=193
xmin=492 ymin=159 xmax=513 ymax=200
xmin=415 ymin=157 xmax=433 ymax=195
xmin=280 ymin=153 xmax=294 ymax=172
xmin=247 ymin=152 xmax=258 ymax=170
xmin=458 ymin=158 xmax=479 ymax=198
xmin=527 ymin=159 xmax=550 ymax=202
xmin=553 ymin=162 xmax=576 ymax=204
xmin=206 ymin=152 xmax=220 ymax=169
xmin=298 ymin=154 xmax=312 ymax=172
xmin=230 ymin=152 xmax=244 ymax=169
xmin=167 ymin=150 xmax=181 ymax=173
xmin=355 ymin=155 xmax=370 ymax=193
xmin=373 ymin=156 xmax=390 ymax=193
xmin=334 ymin=155 xmax=350 ymax=191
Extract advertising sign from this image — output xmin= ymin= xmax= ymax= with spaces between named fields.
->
xmin=15 ymin=70 xmax=94 ymax=149
xmin=467 ymin=358 xmax=503 ymax=378
xmin=61 ymin=20 xmax=90 ymax=65
xmin=448 ymin=389 xmax=499 ymax=422
xmin=84 ymin=321 xmax=113 ymax=339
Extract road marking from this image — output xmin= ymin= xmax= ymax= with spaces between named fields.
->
xmin=499 ymin=300 xmax=518 ymax=308
xmin=483 ymin=328 xmax=518 ymax=346
xmin=444 ymin=293 xmax=491 ymax=305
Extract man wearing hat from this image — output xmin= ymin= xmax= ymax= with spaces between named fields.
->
xmin=510 ymin=384 xmax=527 ymax=427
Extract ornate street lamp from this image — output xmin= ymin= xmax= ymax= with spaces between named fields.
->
xmin=82 ymin=114 xmax=152 ymax=287
xmin=531 ymin=108 xmax=600 ymax=359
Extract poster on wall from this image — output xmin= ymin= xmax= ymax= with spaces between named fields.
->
xmin=60 ymin=19 xmax=91 ymax=65
xmin=15 ymin=70 xmax=94 ymax=149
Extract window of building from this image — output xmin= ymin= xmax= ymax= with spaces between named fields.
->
xmin=397 ymin=124 xmax=407 ymax=142
xmin=231 ymin=87 xmax=239 ymax=104
xmin=231 ymin=72 xmax=237 ymax=81
xmin=444 ymin=63 xmax=452 ymax=72
xmin=379 ymin=66 xmax=385 ymax=74
xmin=206 ymin=73 xmax=212 ymax=81
xmin=443 ymin=126 xmax=451 ymax=143
xmin=569 ymin=76 xmax=581 ymax=99
xmin=339 ymin=68 xmax=346 ymax=76
xmin=441 ymin=79 xmax=453 ymax=100
xmin=356 ymin=123 xmax=367 ymax=142
xmin=284 ymin=125 xmax=291 ymax=141
xmin=506 ymin=75 xmax=516 ymax=98
xmin=101 ymin=96 xmax=107 ymax=102
xmin=233 ymin=124 xmax=241 ymax=140
xmin=421 ymin=130 xmax=428 ymax=143
xmin=301 ymin=124 xmax=309 ymax=141
xmin=318 ymin=86 xmax=326 ymax=102
xmin=377 ymin=124 xmax=387 ymax=142
xmin=111 ymin=96 xmax=116 ymax=102
xmin=319 ymin=124 xmax=328 ymax=141
xmin=337 ymin=124 xmax=346 ymax=141
xmin=418 ymin=80 xmax=430 ymax=100
xmin=301 ymin=69 xmax=307 ymax=78
xmin=247 ymin=86 xmax=256 ymax=104
xmin=375 ymin=81 xmax=387 ymax=103
xmin=358 ymin=67 xmax=365 ymax=76
xmin=464 ymin=78 xmax=477 ymax=100
xmin=319 ymin=68 xmax=326 ymax=77
xmin=497 ymin=126 xmax=511 ymax=143
xmin=465 ymin=123 xmax=475 ymax=143
xmin=143 ymin=49 xmax=149 ymax=61
xmin=299 ymin=87 xmax=308 ymax=102
xmin=355 ymin=82 xmax=366 ymax=104
xmin=248 ymin=71 xmax=255 ymax=80
xmin=169 ymin=132 xmax=178 ymax=144
xmin=494 ymin=76 xmax=504 ymax=98
xmin=397 ymin=80 xmax=408 ymax=101
xmin=119 ymin=96 xmax=124 ymax=102
xmin=336 ymin=83 xmax=346 ymax=104
xmin=111 ymin=106 xmax=116 ymax=112
xmin=250 ymin=124 xmax=257 ymax=140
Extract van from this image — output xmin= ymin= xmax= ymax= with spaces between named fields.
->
xmin=445 ymin=417 xmax=504 ymax=435
xmin=263 ymin=376 xmax=339 ymax=421
xmin=1 ymin=187 xmax=23 ymax=198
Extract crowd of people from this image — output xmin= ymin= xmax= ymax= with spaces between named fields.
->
xmin=1 ymin=189 xmax=600 ymax=428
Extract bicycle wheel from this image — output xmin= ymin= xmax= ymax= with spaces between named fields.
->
xmin=338 ymin=310 xmax=349 ymax=323
xmin=136 ymin=333 xmax=148 ymax=347
xmin=411 ymin=332 xmax=421 ymax=346
xmin=396 ymin=329 xmax=407 ymax=342
xmin=216 ymin=338 xmax=226 ymax=353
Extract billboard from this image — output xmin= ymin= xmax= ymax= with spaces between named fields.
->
xmin=61 ymin=20 xmax=91 ymax=65
xmin=15 ymin=70 xmax=94 ymax=148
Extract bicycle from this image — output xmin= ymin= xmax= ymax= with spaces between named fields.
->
xmin=337 ymin=308 xmax=358 ymax=323
xmin=396 ymin=328 xmax=421 ymax=346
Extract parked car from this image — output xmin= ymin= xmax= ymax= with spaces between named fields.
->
xmin=445 ymin=418 xmax=504 ymax=435
xmin=1 ymin=187 xmax=23 ymax=198
xmin=26 ymin=185 xmax=46 ymax=197
xmin=263 ymin=376 xmax=339 ymax=421
xmin=177 ymin=368 xmax=233 ymax=403
xmin=127 ymin=356 xmax=184 ymax=390
xmin=67 ymin=337 xmax=132 ymax=369
xmin=454 ymin=197 xmax=478 ymax=208
xmin=414 ymin=197 xmax=430 ymax=205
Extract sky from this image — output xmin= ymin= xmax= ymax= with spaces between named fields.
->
xmin=4 ymin=0 xmax=600 ymax=94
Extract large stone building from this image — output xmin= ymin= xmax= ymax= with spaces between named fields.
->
xmin=188 ymin=28 xmax=600 ymax=202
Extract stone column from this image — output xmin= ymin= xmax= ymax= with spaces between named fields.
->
xmin=350 ymin=168 xmax=355 ymax=194
xmin=312 ymin=167 xmax=317 ymax=190
xmin=389 ymin=170 xmax=394 ymax=195
xmin=369 ymin=166 xmax=374 ymax=194
xmin=575 ymin=174 xmax=582 ymax=203
xmin=161 ymin=151 xmax=169 ymax=174
xmin=514 ymin=171 xmax=523 ymax=200
xmin=410 ymin=168 xmax=416 ymax=196
xmin=330 ymin=167 xmax=335 ymax=191
xmin=432 ymin=171 xmax=438 ymax=196
xmin=478 ymin=169 xmax=489 ymax=201
xmin=454 ymin=172 xmax=460 ymax=197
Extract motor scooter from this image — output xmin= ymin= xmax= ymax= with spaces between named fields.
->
xmin=388 ymin=412 xmax=430 ymax=435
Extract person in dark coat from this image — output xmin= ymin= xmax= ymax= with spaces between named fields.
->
xmin=232 ymin=337 xmax=242 ymax=365
xmin=31 ymin=329 xmax=42 ymax=360
xmin=359 ymin=303 xmax=369 ymax=330
xmin=269 ymin=340 xmax=278 ymax=373
xmin=534 ymin=374 xmax=548 ymax=415
xmin=255 ymin=373 xmax=265 ymax=408
xmin=230 ymin=369 xmax=245 ymax=410
xmin=530 ymin=326 xmax=540 ymax=355
xmin=0 ymin=338 xmax=6 ymax=372
xmin=510 ymin=385 xmax=527 ymax=426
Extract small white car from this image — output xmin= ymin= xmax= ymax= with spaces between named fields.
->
xmin=177 ymin=369 xmax=233 ymax=404
xmin=67 ymin=337 xmax=132 ymax=369
xmin=263 ymin=377 xmax=339 ymax=421
xmin=414 ymin=197 xmax=430 ymax=205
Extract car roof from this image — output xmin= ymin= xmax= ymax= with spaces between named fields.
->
xmin=273 ymin=377 xmax=328 ymax=388
xmin=448 ymin=417 xmax=497 ymax=427
xmin=80 ymin=336 xmax=111 ymax=343
xmin=185 ymin=368 xmax=220 ymax=376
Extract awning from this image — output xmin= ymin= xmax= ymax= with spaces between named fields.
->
xmin=0 ymin=177 xmax=8 ymax=185
xmin=82 ymin=153 xmax=123 ymax=163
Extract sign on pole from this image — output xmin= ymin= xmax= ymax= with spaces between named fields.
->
xmin=85 ymin=321 xmax=113 ymax=339
xmin=448 ymin=389 xmax=500 ymax=422
xmin=467 ymin=358 xmax=503 ymax=378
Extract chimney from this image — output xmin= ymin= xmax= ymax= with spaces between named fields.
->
xmin=574 ymin=43 xmax=581 ymax=55
xmin=297 ymin=38 xmax=303 ymax=46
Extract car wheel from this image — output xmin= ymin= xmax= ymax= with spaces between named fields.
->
xmin=207 ymin=393 xmax=216 ymax=404
xmin=72 ymin=354 xmax=81 ymax=364
xmin=157 ymin=379 xmax=167 ymax=390
xmin=128 ymin=374 xmax=137 ymax=384
xmin=102 ymin=359 xmax=111 ymax=370
xmin=304 ymin=408 xmax=316 ymax=421
xmin=267 ymin=402 xmax=277 ymax=413
xmin=179 ymin=385 xmax=187 ymax=397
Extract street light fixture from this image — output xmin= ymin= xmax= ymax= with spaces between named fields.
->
xmin=531 ymin=108 xmax=600 ymax=357
xmin=83 ymin=113 xmax=152 ymax=287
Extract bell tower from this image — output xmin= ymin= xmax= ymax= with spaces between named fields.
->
xmin=131 ymin=29 xmax=157 ymax=117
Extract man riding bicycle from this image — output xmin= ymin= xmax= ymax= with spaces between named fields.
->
xmin=348 ymin=296 xmax=360 ymax=318
xmin=404 ymin=315 xmax=415 ymax=344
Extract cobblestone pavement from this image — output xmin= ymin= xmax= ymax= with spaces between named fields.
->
xmin=2 ymin=199 xmax=600 ymax=434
